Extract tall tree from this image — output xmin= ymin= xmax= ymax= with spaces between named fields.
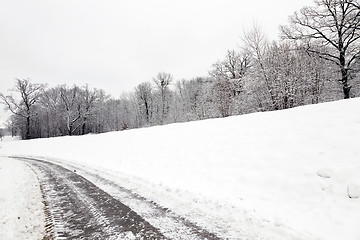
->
xmin=59 ymin=85 xmax=83 ymax=136
xmin=80 ymin=84 xmax=101 ymax=135
xmin=281 ymin=0 xmax=360 ymax=99
xmin=40 ymin=87 xmax=62 ymax=137
xmin=135 ymin=82 xmax=153 ymax=125
xmin=153 ymin=72 xmax=173 ymax=124
xmin=244 ymin=26 xmax=280 ymax=110
xmin=0 ymin=79 xmax=43 ymax=139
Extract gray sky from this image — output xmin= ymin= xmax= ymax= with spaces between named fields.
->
xmin=0 ymin=0 xmax=312 ymax=127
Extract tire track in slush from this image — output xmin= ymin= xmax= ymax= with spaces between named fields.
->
xmin=24 ymin=159 xmax=166 ymax=240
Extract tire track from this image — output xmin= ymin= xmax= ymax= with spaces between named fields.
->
xmin=64 ymin=165 xmax=221 ymax=240
xmin=24 ymin=158 xmax=166 ymax=240
xmin=16 ymin=156 xmax=221 ymax=240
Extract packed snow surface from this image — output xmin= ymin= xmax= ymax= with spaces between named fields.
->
xmin=1 ymin=98 xmax=360 ymax=239
xmin=0 ymin=156 xmax=45 ymax=240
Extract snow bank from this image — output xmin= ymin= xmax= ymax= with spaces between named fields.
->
xmin=1 ymin=98 xmax=360 ymax=240
xmin=0 ymin=157 xmax=45 ymax=240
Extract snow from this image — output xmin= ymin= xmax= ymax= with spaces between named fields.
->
xmin=0 ymin=135 xmax=21 ymax=142
xmin=1 ymin=98 xmax=360 ymax=239
xmin=317 ymin=168 xmax=333 ymax=178
xmin=0 ymin=157 xmax=45 ymax=240
xmin=348 ymin=184 xmax=360 ymax=199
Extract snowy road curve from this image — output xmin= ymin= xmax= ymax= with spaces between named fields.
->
xmin=19 ymin=157 xmax=220 ymax=240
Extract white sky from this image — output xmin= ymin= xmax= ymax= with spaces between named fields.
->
xmin=0 ymin=0 xmax=313 ymax=127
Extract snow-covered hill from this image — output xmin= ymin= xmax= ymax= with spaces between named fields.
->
xmin=1 ymin=98 xmax=360 ymax=240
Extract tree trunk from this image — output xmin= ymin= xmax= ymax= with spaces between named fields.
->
xmin=25 ymin=116 xmax=31 ymax=140
xmin=68 ymin=123 xmax=73 ymax=136
xmin=341 ymin=69 xmax=351 ymax=99
xmin=144 ymin=100 xmax=149 ymax=123
xmin=340 ymin=50 xmax=351 ymax=99
xmin=342 ymin=72 xmax=351 ymax=99
xmin=343 ymin=85 xmax=351 ymax=99
xmin=82 ymin=117 xmax=87 ymax=135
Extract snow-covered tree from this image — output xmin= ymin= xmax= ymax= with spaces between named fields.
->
xmin=153 ymin=72 xmax=173 ymax=124
xmin=281 ymin=0 xmax=360 ymax=99
xmin=58 ymin=85 xmax=84 ymax=136
xmin=210 ymin=49 xmax=250 ymax=82
xmin=0 ymin=78 xmax=44 ymax=139
xmin=134 ymin=82 xmax=154 ymax=126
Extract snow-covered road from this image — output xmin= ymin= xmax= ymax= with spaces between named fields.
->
xmin=15 ymin=157 xmax=221 ymax=240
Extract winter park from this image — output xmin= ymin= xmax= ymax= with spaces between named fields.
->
xmin=1 ymin=0 xmax=360 ymax=239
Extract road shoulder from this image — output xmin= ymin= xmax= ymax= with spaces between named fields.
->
xmin=0 ymin=156 xmax=45 ymax=240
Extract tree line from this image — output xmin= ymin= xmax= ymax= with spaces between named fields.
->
xmin=1 ymin=0 xmax=359 ymax=140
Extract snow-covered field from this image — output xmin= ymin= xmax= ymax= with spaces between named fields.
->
xmin=1 ymin=98 xmax=360 ymax=239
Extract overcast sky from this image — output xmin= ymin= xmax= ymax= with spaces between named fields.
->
xmin=0 ymin=0 xmax=313 ymax=127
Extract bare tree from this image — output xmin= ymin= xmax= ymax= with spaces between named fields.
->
xmin=59 ymin=85 xmax=83 ymax=136
xmin=212 ymin=79 xmax=233 ymax=117
xmin=210 ymin=49 xmax=251 ymax=81
xmin=153 ymin=72 xmax=173 ymax=124
xmin=135 ymin=82 xmax=153 ymax=125
xmin=80 ymin=84 xmax=101 ymax=135
xmin=243 ymin=26 xmax=280 ymax=110
xmin=0 ymin=79 xmax=43 ymax=139
xmin=281 ymin=0 xmax=360 ymax=99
